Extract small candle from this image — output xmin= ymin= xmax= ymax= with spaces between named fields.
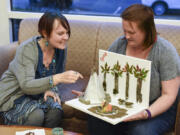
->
xmin=52 ymin=127 xmax=63 ymax=135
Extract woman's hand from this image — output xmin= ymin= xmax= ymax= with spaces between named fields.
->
xmin=53 ymin=70 xmax=83 ymax=85
xmin=72 ymin=90 xmax=84 ymax=97
xmin=44 ymin=90 xmax=61 ymax=105
xmin=124 ymin=77 xmax=180 ymax=122
xmin=123 ymin=109 xmax=148 ymax=122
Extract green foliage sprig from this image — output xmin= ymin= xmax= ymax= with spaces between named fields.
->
xmin=133 ymin=65 xmax=149 ymax=80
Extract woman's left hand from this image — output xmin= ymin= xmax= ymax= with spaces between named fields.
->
xmin=44 ymin=90 xmax=61 ymax=105
xmin=123 ymin=110 xmax=148 ymax=122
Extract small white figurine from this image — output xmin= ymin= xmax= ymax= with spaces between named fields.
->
xmin=83 ymin=71 xmax=105 ymax=104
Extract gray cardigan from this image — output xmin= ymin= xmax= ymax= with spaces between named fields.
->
xmin=0 ymin=36 xmax=67 ymax=112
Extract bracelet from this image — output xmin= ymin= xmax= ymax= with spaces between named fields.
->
xmin=145 ymin=109 xmax=151 ymax=119
xmin=49 ymin=76 xmax=54 ymax=88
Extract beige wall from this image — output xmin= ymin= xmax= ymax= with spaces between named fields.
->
xmin=0 ymin=0 xmax=11 ymax=46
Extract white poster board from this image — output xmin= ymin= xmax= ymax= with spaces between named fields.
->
xmin=66 ymin=49 xmax=151 ymax=125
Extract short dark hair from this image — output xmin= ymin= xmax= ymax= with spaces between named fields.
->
xmin=38 ymin=12 xmax=71 ymax=38
xmin=121 ymin=4 xmax=157 ymax=48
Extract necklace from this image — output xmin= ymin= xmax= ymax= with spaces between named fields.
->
xmin=43 ymin=52 xmax=55 ymax=70
xmin=41 ymin=51 xmax=58 ymax=92
xmin=41 ymin=53 xmax=56 ymax=77
xmin=37 ymin=36 xmax=57 ymax=78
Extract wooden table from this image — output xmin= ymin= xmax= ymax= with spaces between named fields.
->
xmin=0 ymin=125 xmax=83 ymax=135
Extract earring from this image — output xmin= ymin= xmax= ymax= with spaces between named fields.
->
xmin=45 ymin=40 xmax=49 ymax=47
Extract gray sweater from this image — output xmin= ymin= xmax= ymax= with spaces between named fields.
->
xmin=108 ymin=36 xmax=180 ymax=102
xmin=0 ymin=36 xmax=66 ymax=111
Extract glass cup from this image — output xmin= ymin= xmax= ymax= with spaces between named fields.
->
xmin=52 ymin=127 xmax=63 ymax=135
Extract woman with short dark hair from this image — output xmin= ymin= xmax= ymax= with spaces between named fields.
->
xmin=0 ymin=12 xmax=83 ymax=128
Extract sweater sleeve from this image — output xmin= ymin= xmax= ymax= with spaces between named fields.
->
xmin=159 ymin=41 xmax=180 ymax=81
xmin=9 ymin=40 xmax=52 ymax=95
xmin=108 ymin=36 xmax=127 ymax=54
xmin=108 ymin=38 xmax=120 ymax=52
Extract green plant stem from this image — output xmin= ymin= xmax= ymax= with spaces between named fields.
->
xmin=103 ymin=73 xmax=107 ymax=91
xmin=125 ymin=72 xmax=129 ymax=100
xmin=113 ymin=73 xmax=119 ymax=94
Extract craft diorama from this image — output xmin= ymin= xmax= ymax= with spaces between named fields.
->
xmin=66 ymin=49 xmax=151 ymax=125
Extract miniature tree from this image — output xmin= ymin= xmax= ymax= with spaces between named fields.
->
xmin=101 ymin=62 xmax=110 ymax=92
xmin=123 ymin=63 xmax=133 ymax=100
xmin=111 ymin=61 xmax=123 ymax=94
xmin=133 ymin=65 xmax=149 ymax=103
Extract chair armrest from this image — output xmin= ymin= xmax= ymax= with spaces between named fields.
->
xmin=0 ymin=41 xmax=18 ymax=77
xmin=175 ymin=100 xmax=180 ymax=135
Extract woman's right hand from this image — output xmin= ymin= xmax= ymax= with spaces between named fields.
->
xmin=72 ymin=90 xmax=84 ymax=97
xmin=44 ymin=90 xmax=61 ymax=105
xmin=53 ymin=70 xmax=83 ymax=85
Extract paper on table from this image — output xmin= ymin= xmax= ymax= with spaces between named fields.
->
xmin=16 ymin=129 xmax=45 ymax=135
